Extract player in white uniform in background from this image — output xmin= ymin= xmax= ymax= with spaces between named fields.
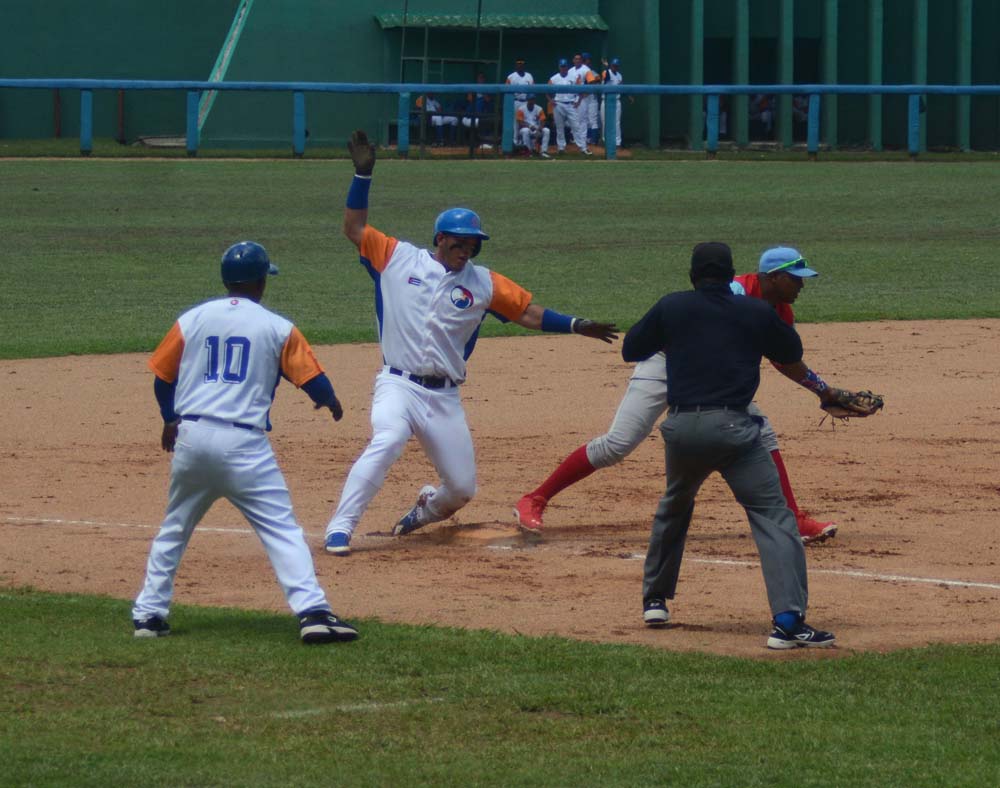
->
xmin=566 ymin=54 xmax=593 ymax=155
xmin=505 ymin=57 xmax=534 ymax=117
xmin=600 ymin=57 xmax=626 ymax=147
xmin=516 ymin=96 xmax=551 ymax=157
xmin=580 ymin=53 xmax=601 ymax=145
xmin=549 ymin=59 xmax=584 ymax=155
xmin=323 ymin=130 xmax=617 ymax=556
xmin=133 ymin=241 xmax=358 ymax=644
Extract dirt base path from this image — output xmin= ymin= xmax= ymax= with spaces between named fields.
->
xmin=2 ymin=320 xmax=999 ymax=657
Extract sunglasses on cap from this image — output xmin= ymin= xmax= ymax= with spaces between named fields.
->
xmin=768 ymin=257 xmax=808 ymax=273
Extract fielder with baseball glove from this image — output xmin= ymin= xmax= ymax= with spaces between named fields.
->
xmin=819 ymin=388 xmax=885 ymax=421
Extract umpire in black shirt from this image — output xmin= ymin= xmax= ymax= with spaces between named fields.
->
xmin=622 ymin=242 xmax=834 ymax=649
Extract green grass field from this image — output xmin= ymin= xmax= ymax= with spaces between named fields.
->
xmin=2 ymin=156 xmax=999 ymax=358
xmin=3 ymin=157 xmax=1000 ymax=785
xmin=2 ymin=588 xmax=998 ymax=787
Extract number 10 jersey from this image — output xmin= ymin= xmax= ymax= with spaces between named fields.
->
xmin=148 ymin=297 xmax=324 ymax=430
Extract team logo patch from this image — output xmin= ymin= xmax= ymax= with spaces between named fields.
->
xmin=450 ymin=286 xmax=474 ymax=309
xmin=408 ymin=276 xmax=423 ymax=286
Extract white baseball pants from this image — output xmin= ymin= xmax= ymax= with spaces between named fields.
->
xmin=585 ymin=361 xmax=779 ymax=469
xmin=553 ymin=102 xmax=575 ymax=151
xmin=519 ymin=126 xmax=551 ymax=153
xmin=133 ymin=418 xmax=330 ymax=621
xmin=326 ymin=370 xmax=477 ymax=538
xmin=600 ymin=97 xmax=622 ymax=146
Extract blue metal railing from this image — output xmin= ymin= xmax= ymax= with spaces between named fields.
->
xmin=2 ymin=78 xmax=999 ymax=159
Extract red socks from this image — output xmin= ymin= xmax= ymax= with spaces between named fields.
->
xmin=532 ymin=444 xmax=597 ymax=502
xmin=770 ymin=449 xmax=800 ymax=516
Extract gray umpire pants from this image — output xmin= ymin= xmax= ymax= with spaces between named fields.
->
xmin=642 ymin=407 xmax=808 ymax=617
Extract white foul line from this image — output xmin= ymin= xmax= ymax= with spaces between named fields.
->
xmin=1 ymin=515 xmax=255 ymax=536
xmin=625 ymin=554 xmax=1000 ymax=591
xmin=4 ymin=515 xmax=997 ymax=592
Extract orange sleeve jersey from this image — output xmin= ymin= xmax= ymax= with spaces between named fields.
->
xmin=487 ymin=271 xmax=532 ymax=322
xmin=280 ymin=326 xmax=324 ymax=387
xmin=359 ymin=225 xmax=400 ymax=274
xmin=148 ymin=322 xmax=184 ymax=383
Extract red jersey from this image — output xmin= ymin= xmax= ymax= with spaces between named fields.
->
xmin=734 ymin=272 xmax=795 ymax=326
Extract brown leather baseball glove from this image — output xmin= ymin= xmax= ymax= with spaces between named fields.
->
xmin=821 ymin=388 xmax=885 ymax=420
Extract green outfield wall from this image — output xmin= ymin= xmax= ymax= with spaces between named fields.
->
xmin=2 ymin=0 xmax=998 ymax=151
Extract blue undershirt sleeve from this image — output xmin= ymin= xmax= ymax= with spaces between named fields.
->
xmin=153 ymin=376 xmax=178 ymax=423
xmin=301 ymin=373 xmax=336 ymax=407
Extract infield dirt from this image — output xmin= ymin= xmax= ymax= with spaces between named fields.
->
xmin=2 ymin=321 xmax=998 ymax=658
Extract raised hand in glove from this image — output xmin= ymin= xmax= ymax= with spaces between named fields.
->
xmin=348 ymin=129 xmax=376 ymax=176
xmin=573 ymin=319 xmax=619 ymax=344
xmin=819 ymin=387 xmax=884 ymax=419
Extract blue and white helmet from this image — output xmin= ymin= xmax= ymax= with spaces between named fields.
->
xmin=432 ymin=208 xmax=490 ymax=258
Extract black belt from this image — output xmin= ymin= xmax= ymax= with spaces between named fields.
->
xmin=668 ymin=405 xmax=748 ymax=414
xmin=388 ymin=367 xmax=455 ymax=390
xmin=182 ymin=415 xmax=256 ymax=431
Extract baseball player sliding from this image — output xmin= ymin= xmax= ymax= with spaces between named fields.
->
xmin=133 ymin=242 xmax=358 ymax=644
xmin=324 ymin=130 xmax=617 ymax=556
xmin=515 ymin=247 xmax=849 ymax=545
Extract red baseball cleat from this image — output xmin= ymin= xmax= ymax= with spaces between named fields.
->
xmin=514 ymin=494 xmax=547 ymax=532
xmin=797 ymin=512 xmax=838 ymax=545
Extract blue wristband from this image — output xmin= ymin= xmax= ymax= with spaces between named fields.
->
xmin=799 ymin=368 xmax=829 ymax=394
xmin=541 ymin=308 xmax=575 ymax=334
xmin=346 ymin=175 xmax=371 ymax=209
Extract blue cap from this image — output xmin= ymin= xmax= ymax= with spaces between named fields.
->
xmin=221 ymin=241 xmax=279 ymax=284
xmin=758 ymin=246 xmax=819 ymax=277
xmin=558 ymin=58 xmax=569 ymax=67
xmin=610 ymin=57 xmax=621 ymax=66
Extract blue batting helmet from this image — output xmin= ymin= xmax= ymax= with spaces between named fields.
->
xmin=221 ymin=241 xmax=279 ymax=284
xmin=432 ymin=208 xmax=490 ymax=258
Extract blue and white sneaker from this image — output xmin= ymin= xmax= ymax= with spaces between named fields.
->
xmin=133 ymin=615 xmax=170 ymax=638
xmin=767 ymin=620 xmax=836 ymax=649
xmin=392 ymin=485 xmax=436 ymax=536
xmin=324 ymin=531 xmax=351 ymax=556
xmin=643 ymin=598 xmax=670 ymax=627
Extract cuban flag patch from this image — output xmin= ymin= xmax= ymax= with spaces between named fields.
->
xmin=408 ymin=276 xmax=423 ymax=286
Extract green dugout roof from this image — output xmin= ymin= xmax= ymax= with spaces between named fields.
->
xmin=375 ymin=13 xmax=608 ymax=31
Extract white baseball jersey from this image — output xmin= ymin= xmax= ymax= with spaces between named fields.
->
xmin=516 ymin=103 xmax=546 ymax=130
xmin=549 ymin=72 xmax=577 ymax=104
xmin=358 ymin=226 xmax=532 ymax=384
xmin=149 ymin=297 xmax=324 ymax=430
xmin=603 ymin=68 xmax=623 ymax=95
xmin=505 ymin=71 xmax=534 ymax=101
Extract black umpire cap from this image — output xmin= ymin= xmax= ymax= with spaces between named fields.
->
xmin=690 ymin=242 xmax=735 ymax=282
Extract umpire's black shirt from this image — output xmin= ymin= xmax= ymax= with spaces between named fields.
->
xmin=622 ymin=282 xmax=803 ymax=408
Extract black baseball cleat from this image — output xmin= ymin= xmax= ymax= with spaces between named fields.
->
xmin=643 ymin=598 xmax=670 ymax=627
xmin=767 ymin=620 xmax=835 ymax=649
xmin=299 ymin=609 xmax=359 ymax=644
xmin=133 ymin=615 xmax=170 ymax=638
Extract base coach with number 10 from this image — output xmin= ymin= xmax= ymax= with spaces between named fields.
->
xmin=621 ymin=242 xmax=835 ymax=649
xmin=133 ymin=241 xmax=358 ymax=645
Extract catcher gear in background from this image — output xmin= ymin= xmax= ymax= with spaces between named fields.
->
xmin=221 ymin=241 xmax=279 ymax=284
xmin=432 ymin=208 xmax=490 ymax=258
xmin=821 ymin=389 xmax=885 ymax=419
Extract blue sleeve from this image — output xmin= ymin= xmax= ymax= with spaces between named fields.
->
xmin=301 ymin=373 xmax=337 ymax=407
xmin=153 ymin=376 xmax=178 ymax=423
